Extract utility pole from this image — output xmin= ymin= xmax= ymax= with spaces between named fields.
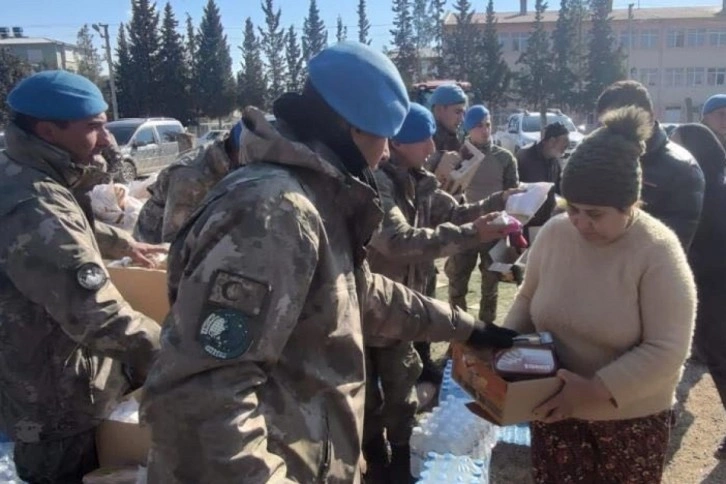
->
xmin=627 ymin=4 xmax=634 ymax=79
xmin=92 ymin=23 xmax=119 ymax=120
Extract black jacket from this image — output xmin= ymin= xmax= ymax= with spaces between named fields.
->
xmin=516 ymin=142 xmax=561 ymax=228
xmin=640 ymin=123 xmax=704 ymax=250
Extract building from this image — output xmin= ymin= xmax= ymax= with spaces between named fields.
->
xmin=444 ymin=4 xmax=726 ymax=123
xmin=0 ymin=27 xmax=81 ymax=72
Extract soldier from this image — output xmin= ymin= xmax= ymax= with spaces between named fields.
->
xmin=445 ymin=105 xmax=519 ymax=324
xmin=364 ymin=103 xmax=520 ymax=481
xmin=425 ymin=84 xmax=468 ymax=174
xmin=141 ymin=42 xmax=517 ymax=483
xmin=702 ymin=94 xmax=726 ymax=149
xmin=0 ymin=70 xmax=162 ymax=483
xmin=133 ymin=121 xmax=243 ymax=244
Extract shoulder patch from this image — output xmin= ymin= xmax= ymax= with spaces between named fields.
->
xmin=208 ymin=270 xmax=270 ymax=316
xmin=199 ymin=309 xmax=253 ymax=359
xmin=76 ymin=263 xmax=108 ymax=291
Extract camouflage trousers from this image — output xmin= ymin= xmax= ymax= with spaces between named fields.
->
xmin=363 ymin=343 xmax=423 ymax=447
xmin=14 ymin=430 xmax=98 ymax=484
xmin=444 ymin=246 xmax=499 ymax=324
xmin=531 ymin=411 xmax=671 ymax=484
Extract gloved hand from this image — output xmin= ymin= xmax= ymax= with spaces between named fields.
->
xmin=467 ymin=321 xmax=519 ymax=349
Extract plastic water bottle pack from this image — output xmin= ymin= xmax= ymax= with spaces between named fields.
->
xmin=498 ymin=422 xmax=532 ymax=446
xmin=438 ymin=359 xmax=471 ymax=402
xmin=418 ymin=452 xmax=488 ymax=483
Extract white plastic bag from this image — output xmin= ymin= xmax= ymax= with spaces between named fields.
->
xmin=128 ymin=173 xmax=158 ymax=202
xmin=91 ymin=183 xmax=143 ymax=232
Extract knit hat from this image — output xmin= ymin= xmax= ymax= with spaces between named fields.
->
xmin=702 ymin=94 xmax=726 ymax=117
xmin=463 ymin=105 xmax=490 ymax=132
xmin=429 ymin=84 xmax=467 ymax=107
xmin=561 ymin=106 xmax=652 ymax=209
xmin=543 ymin=122 xmax=569 ymax=141
xmin=392 ymin=103 xmax=436 ymax=144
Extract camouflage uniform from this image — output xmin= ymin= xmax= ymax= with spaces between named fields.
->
xmin=364 ymin=157 xmax=505 ymax=450
xmin=133 ymin=136 xmax=236 ymax=244
xmin=141 ymin=108 xmax=478 ymax=483
xmin=0 ymin=124 xmax=161 ymax=483
xmin=445 ymin=140 xmax=519 ymax=323
xmin=425 ymin=122 xmax=463 ymax=174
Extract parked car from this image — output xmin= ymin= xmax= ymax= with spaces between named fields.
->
xmin=495 ymin=110 xmax=584 ymax=158
xmin=197 ymin=129 xmax=226 ymax=145
xmin=105 ymin=117 xmax=185 ymax=182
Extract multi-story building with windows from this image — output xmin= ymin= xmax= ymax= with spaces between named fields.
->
xmin=0 ymin=27 xmax=81 ymax=72
xmin=444 ymin=4 xmax=726 ymax=122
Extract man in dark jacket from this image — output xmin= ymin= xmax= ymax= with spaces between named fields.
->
xmin=596 ymin=80 xmax=704 ymax=249
xmin=702 ymin=94 xmax=726 ymax=150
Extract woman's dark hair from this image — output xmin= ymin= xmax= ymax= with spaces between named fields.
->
xmin=671 ymin=123 xmax=726 ymax=184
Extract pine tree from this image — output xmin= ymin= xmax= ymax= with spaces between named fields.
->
xmin=259 ymin=0 xmax=287 ymax=106
xmin=185 ymin=13 xmax=199 ymax=118
xmin=114 ymin=23 xmax=137 ymax=117
xmin=285 ymin=25 xmax=304 ymax=91
xmin=390 ymin=0 xmax=417 ymax=85
xmin=443 ymin=0 xmax=478 ymax=81
xmin=127 ymin=0 xmax=161 ymax=115
xmin=412 ymin=0 xmax=433 ymax=79
xmin=357 ymin=0 xmax=371 ymax=45
xmin=238 ymin=18 xmax=268 ymax=109
xmin=516 ymin=0 xmax=553 ymax=121
xmin=471 ymin=0 xmax=511 ymax=109
xmin=157 ymin=3 xmax=192 ymax=123
xmin=76 ymin=25 xmax=103 ymax=85
xmin=196 ymin=0 xmax=235 ymax=119
xmin=0 ymin=48 xmax=30 ymax=126
xmin=336 ymin=16 xmax=348 ymax=43
xmin=428 ymin=0 xmax=447 ymax=76
xmin=551 ymin=0 xmax=577 ymax=111
xmin=303 ymin=0 xmax=328 ymax=61
xmin=585 ymin=0 xmax=626 ymax=110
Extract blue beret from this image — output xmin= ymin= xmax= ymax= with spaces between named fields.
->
xmin=8 ymin=70 xmax=108 ymax=121
xmin=229 ymin=120 xmax=243 ymax=149
xmin=392 ymin=103 xmax=436 ymax=144
xmin=703 ymin=94 xmax=726 ymax=116
xmin=308 ymin=41 xmax=409 ymax=138
xmin=463 ymin=105 xmax=490 ymax=132
xmin=429 ymin=84 xmax=467 ymax=107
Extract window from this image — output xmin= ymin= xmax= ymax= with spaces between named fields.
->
xmin=133 ymin=127 xmax=156 ymax=146
xmin=686 ymin=29 xmax=706 ymax=47
xmin=498 ymin=33 xmax=510 ymax=49
xmin=667 ymin=29 xmax=685 ymax=48
xmin=664 ymin=107 xmax=681 ymax=123
xmin=707 ymin=67 xmax=726 ymax=86
xmin=686 ymin=67 xmax=706 ymax=87
xmin=639 ymin=29 xmax=659 ymax=49
xmin=639 ymin=68 xmax=659 ymax=87
xmin=26 ymin=49 xmax=43 ymax=63
xmin=512 ymin=32 xmax=529 ymax=52
xmin=620 ymin=30 xmax=636 ymax=49
xmin=156 ymin=124 xmax=183 ymax=142
xmin=709 ymin=29 xmax=726 ymax=46
xmin=663 ymin=68 xmax=685 ymax=88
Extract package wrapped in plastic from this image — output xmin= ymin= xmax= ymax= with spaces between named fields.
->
xmin=91 ymin=184 xmax=143 ymax=232
xmin=127 ymin=174 xmax=158 ymax=202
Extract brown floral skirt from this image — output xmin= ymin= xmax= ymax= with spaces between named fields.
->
xmin=530 ymin=411 xmax=671 ymax=484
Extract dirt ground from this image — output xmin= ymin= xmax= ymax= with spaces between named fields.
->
xmin=428 ymin=260 xmax=726 ymax=484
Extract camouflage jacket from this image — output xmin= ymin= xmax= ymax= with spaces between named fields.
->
xmin=134 ymin=136 xmax=235 ymax=244
xmin=141 ymin=108 xmax=477 ymax=483
xmin=460 ymin=139 xmax=519 ymax=203
xmin=368 ymin=156 xmax=505 ymax=295
xmin=0 ymin=124 xmax=161 ymax=443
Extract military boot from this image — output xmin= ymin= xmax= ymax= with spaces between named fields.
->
xmin=362 ymin=433 xmax=390 ymax=484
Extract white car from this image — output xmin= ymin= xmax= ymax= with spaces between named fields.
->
xmin=495 ymin=111 xmax=584 ymax=158
xmin=197 ymin=130 xmax=226 ymax=145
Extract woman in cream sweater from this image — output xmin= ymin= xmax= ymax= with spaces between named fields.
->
xmin=504 ymin=106 xmax=696 ymax=483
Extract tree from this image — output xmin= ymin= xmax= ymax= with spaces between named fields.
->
xmin=357 ymin=0 xmax=371 ymax=45
xmin=285 ymin=25 xmax=304 ymax=91
xmin=196 ymin=0 xmax=235 ymax=120
xmin=185 ymin=13 xmax=199 ymax=118
xmin=585 ymin=0 xmax=626 ymax=111
xmin=412 ymin=0 xmax=434 ymax=79
xmin=471 ymin=0 xmax=511 ymax=109
xmin=238 ymin=18 xmax=268 ymax=109
xmin=259 ymin=0 xmax=287 ymax=106
xmin=517 ymin=0 xmax=553 ymax=123
xmin=76 ymin=25 xmax=103 ymax=85
xmin=302 ymin=0 xmax=328 ymax=61
xmin=157 ymin=3 xmax=192 ymax=123
xmin=126 ymin=0 xmax=161 ymax=115
xmin=442 ymin=0 xmax=479 ymax=81
xmin=114 ymin=23 xmax=137 ymax=117
xmin=390 ymin=0 xmax=417 ymax=85
xmin=428 ymin=0 xmax=447 ymax=76
xmin=0 ymin=48 xmax=30 ymax=126
xmin=551 ymin=0 xmax=578 ymax=111
xmin=336 ymin=16 xmax=348 ymax=43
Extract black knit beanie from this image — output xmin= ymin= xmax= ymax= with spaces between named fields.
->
xmin=561 ymin=106 xmax=652 ymax=209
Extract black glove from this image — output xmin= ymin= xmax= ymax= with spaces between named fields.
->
xmin=467 ymin=321 xmax=519 ymax=349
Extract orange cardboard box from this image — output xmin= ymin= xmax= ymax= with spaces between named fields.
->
xmin=451 ymin=342 xmax=562 ymax=426
xmin=107 ymin=266 xmax=169 ymax=325
xmin=95 ymin=389 xmax=150 ymax=468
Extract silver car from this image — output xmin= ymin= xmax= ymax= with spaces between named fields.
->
xmin=106 ymin=118 xmax=185 ymax=182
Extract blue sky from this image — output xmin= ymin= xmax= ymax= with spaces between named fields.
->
xmin=3 ymin=0 xmax=722 ymax=72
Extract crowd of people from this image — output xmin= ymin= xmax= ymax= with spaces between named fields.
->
xmin=0 ymin=39 xmax=725 ymax=484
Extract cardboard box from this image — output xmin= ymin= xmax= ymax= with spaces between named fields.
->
xmin=451 ymin=342 xmax=562 ymax=426
xmin=488 ymin=239 xmax=529 ymax=282
xmin=107 ymin=266 xmax=169 ymax=325
xmin=95 ymin=389 xmax=151 ymax=468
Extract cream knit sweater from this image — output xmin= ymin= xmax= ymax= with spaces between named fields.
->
xmin=504 ymin=211 xmax=696 ymax=421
